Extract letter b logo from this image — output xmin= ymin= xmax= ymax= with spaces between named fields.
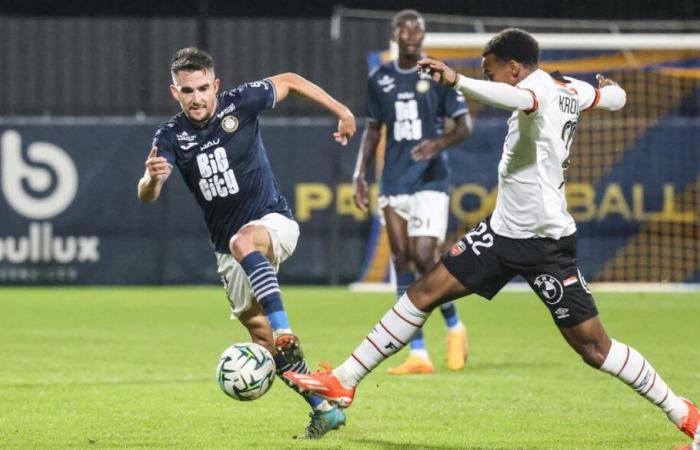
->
xmin=1 ymin=130 xmax=78 ymax=219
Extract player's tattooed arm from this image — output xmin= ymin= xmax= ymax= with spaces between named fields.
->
xmin=411 ymin=113 xmax=473 ymax=161
xmin=138 ymin=146 xmax=172 ymax=203
xmin=268 ymin=73 xmax=356 ymax=145
xmin=352 ymin=121 xmax=382 ymax=212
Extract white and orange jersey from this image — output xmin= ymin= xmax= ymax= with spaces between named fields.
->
xmin=454 ymin=69 xmax=625 ymax=239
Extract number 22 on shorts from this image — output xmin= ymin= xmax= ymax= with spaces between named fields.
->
xmin=465 ymin=221 xmax=494 ymax=256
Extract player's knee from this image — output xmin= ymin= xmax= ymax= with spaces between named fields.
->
xmin=229 ymin=233 xmax=255 ymax=260
xmin=577 ymin=342 xmax=607 ymax=368
xmin=406 ymin=278 xmax=438 ymax=312
xmin=411 ymin=250 xmax=436 ymax=274
xmin=391 ymin=252 xmax=413 ymax=272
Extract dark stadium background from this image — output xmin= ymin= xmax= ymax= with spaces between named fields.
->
xmin=1 ymin=0 xmax=698 ymax=286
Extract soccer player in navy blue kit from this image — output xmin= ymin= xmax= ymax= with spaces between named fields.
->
xmin=137 ymin=47 xmax=356 ymax=439
xmin=353 ymin=10 xmax=473 ymax=374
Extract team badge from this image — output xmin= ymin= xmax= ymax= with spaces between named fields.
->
xmin=221 ymin=115 xmax=239 ymax=133
xmin=416 ymin=79 xmax=430 ymax=93
xmin=449 ymin=240 xmax=467 ymax=256
xmin=533 ymin=274 xmax=563 ymax=305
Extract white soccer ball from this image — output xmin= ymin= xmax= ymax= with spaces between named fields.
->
xmin=216 ymin=343 xmax=276 ymax=401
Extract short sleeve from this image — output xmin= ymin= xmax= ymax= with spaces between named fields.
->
xmin=442 ymin=86 xmax=469 ymax=118
xmin=236 ymin=79 xmax=277 ymax=114
xmin=151 ymin=126 xmax=177 ymax=165
xmin=365 ymin=75 xmax=383 ymax=122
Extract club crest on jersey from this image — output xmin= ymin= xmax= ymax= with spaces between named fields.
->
xmin=221 ymin=115 xmax=239 ymax=133
xmin=416 ymin=79 xmax=430 ymax=93
xmin=533 ymin=274 xmax=563 ymax=305
xmin=450 ymin=240 xmax=467 ymax=256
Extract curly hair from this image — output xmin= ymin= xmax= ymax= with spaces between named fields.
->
xmin=483 ymin=28 xmax=539 ymax=67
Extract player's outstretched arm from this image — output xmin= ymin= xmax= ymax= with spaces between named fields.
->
xmin=417 ymin=58 xmax=536 ymax=112
xmin=352 ymin=121 xmax=382 ymax=212
xmin=593 ymin=74 xmax=626 ymax=111
xmin=137 ymin=146 xmax=172 ymax=203
xmin=268 ymin=73 xmax=356 ymax=145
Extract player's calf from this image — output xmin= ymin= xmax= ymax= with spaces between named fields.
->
xmin=600 ymin=338 xmax=697 ymax=445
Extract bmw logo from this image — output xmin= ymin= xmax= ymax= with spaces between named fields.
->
xmin=533 ymin=274 xmax=563 ymax=305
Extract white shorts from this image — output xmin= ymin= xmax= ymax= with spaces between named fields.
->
xmin=215 ymin=213 xmax=300 ymax=319
xmin=378 ymin=190 xmax=450 ymax=243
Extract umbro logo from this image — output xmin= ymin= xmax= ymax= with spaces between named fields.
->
xmin=554 ymin=307 xmax=570 ymax=319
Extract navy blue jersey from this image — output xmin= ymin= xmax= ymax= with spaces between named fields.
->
xmin=367 ymin=61 xmax=469 ymax=195
xmin=152 ymin=79 xmax=292 ymax=253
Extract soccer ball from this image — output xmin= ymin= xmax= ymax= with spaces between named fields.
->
xmin=216 ymin=343 xmax=276 ymax=401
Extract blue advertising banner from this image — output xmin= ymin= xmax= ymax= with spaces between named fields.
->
xmin=0 ymin=119 xmax=369 ymax=285
xmin=1 ymin=114 xmax=699 ymax=285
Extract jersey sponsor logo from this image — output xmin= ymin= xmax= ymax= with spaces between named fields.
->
xmin=393 ymin=99 xmax=422 ymax=142
xmin=216 ymin=103 xmax=236 ymax=119
xmin=377 ymin=74 xmax=395 ymax=93
xmin=176 ymin=131 xmax=196 ymax=142
xmin=449 ymin=240 xmax=467 ymax=256
xmin=196 ymin=147 xmax=240 ymax=201
xmin=200 ymin=138 xmax=220 ymax=151
xmin=415 ymin=80 xmax=430 ymax=93
xmin=533 ymin=274 xmax=564 ymax=305
xmin=221 ymin=115 xmax=239 ymax=133
xmin=397 ymin=92 xmax=415 ymax=100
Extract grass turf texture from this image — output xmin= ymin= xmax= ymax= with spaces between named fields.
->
xmin=0 ymin=287 xmax=698 ymax=449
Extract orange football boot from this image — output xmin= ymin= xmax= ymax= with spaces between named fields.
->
xmin=283 ymin=368 xmax=356 ymax=408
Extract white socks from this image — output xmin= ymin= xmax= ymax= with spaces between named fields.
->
xmin=334 ymin=294 xmax=428 ymax=387
xmin=600 ymin=339 xmax=688 ymax=426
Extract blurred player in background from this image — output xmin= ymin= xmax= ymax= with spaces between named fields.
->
xmin=137 ymin=47 xmax=356 ymax=439
xmin=286 ymin=29 xmax=700 ymax=449
xmin=353 ymin=9 xmax=472 ymax=374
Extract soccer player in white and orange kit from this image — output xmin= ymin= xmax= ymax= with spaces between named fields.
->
xmin=285 ymin=28 xmax=699 ymax=449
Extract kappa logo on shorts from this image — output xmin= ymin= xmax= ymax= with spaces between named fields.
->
xmin=533 ymin=274 xmax=564 ymax=305
xmin=450 ymin=241 xmax=467 ymax=256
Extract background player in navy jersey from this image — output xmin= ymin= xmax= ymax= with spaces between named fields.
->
xmin=137 ymin=47 xmax=356 ymax=439
xmin=353 ymin=10 xmax=473 ymax=374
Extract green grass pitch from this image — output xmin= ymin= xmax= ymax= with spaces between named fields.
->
xmin=1 ymin=287 xmax=698 ymax=449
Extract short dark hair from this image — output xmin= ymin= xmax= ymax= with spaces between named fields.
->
xmin=483 ymin=28 xmax=539 ymax=67
xmin=391 ymin=9 xmax=424 ymax=30
xmin=170 ymin=47 xmax=215 ymax=76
